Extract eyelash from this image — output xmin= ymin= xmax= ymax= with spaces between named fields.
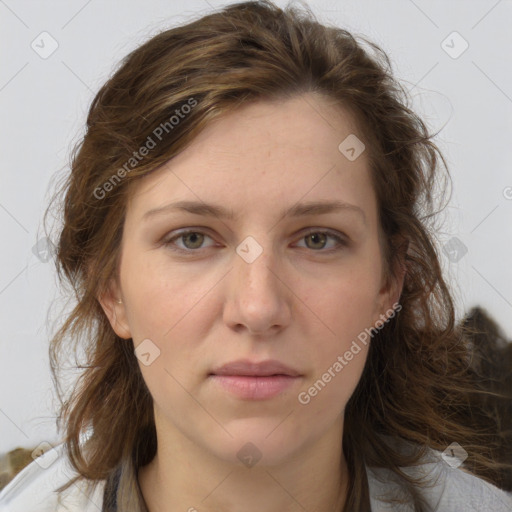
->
xmin=161 ymin=228 xmax=348 ymax=254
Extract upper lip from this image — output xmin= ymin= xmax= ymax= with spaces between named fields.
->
xmin=210 ymin=359 xmax=302 ymax=377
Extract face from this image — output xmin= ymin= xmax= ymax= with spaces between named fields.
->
xmin=100 ymin=93 xmax=403 ymax=467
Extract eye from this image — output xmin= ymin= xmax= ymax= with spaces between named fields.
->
xmin=295 ymin=229 xmax=347 ymax=252
xmin=162 ymin=229 xmax=216 ymax=251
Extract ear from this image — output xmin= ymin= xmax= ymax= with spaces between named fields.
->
xmin=97 ymin=278 xmax=132 ymax=339
xmin=375 ymin=237 xmax=408 ymax=321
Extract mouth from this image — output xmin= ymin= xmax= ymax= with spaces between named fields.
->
xmin=208 ymin=359 xmax=303 ymax=400
xmin=208 ymin=374 xmax=301 ymax=400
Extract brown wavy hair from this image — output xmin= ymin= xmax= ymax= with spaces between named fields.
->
xmin=43 ymin=1 xmax=511 ymax=510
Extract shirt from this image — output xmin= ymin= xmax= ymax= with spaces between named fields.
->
xmin=1 ymin=442 xmax=511 ymax=511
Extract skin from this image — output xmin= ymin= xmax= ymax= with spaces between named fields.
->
xmin=99 ymin=92 xmax=405 ymax=512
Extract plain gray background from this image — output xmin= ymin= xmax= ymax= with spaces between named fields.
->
xmin=1 ymin=0 xmax=511 ymax=456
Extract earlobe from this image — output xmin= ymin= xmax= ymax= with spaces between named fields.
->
xmin=97 ymin=281 xmax=132 ymax=339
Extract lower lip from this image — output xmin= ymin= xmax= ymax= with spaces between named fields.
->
xmin=209 ymin=375 xmax=301 ymax=400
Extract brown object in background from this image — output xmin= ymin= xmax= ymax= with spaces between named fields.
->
xmin=0 ymin=447 xmax=36 ymax=491
xmin=462 ymin=306 xmax=512 ymax=491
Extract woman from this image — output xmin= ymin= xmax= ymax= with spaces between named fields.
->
xmin=1 ymin=1 xmax=511 ymax=510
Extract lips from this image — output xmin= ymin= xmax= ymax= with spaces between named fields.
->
xmin=209 ymin=359 xmax=301 ymax=377
xmin=208 ymin=359 xmax=303 ymax=400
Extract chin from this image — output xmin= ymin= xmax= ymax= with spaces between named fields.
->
xmin=205 ymin=420 xmax=304 ymax=468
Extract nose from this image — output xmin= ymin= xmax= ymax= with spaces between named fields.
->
xmin=223 ymin=242 xmax=292 ymax=336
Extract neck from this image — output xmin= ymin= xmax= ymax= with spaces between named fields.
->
xmin=138 ymin=415 xmax=350 ymax=512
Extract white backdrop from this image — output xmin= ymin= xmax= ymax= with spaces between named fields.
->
xmin=1 ymin=0 xmax=511 ymax=456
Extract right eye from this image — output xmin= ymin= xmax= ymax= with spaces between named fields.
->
xmin=162 ymin=229 xmax=217 ymax=252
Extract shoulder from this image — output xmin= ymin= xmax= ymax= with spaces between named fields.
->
xmin=434 ymin=463 xmax=512 ymax=511
xmin=366 ymin=440 xmax=512 ymax=511
xmin=0 ymin=443 xmax=105 ymax=512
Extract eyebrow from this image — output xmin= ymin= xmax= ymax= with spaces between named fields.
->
xmin=142 ymin=199 xmax=366 ymax=225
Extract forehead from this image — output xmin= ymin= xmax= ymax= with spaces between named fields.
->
xmin=126 ymin=93 xmax=377 ymax=224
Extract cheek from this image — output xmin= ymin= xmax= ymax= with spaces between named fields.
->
xmin=298 ymin=264 xmax=382 ymax=399
xmin=119 ymin=251 xmax=214 ymax=341
xmin=295 ymin=338 xmax=369 ymax=434
xmin=305 ymin=265 xmax=383 ymax=345
xmin=296 ymin=284 xmax=372 ymax=419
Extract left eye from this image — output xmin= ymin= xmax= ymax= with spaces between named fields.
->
xmin=162 ymin=229 xmax=346 ymax=252
xmin=295 ymin=230 xmax=347 ymax=251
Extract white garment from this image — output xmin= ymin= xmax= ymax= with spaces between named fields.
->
xmin=1 ymin=442 xmax=511 ymax=511
xmin=0 ymin=444 xmax=103 ymax=511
